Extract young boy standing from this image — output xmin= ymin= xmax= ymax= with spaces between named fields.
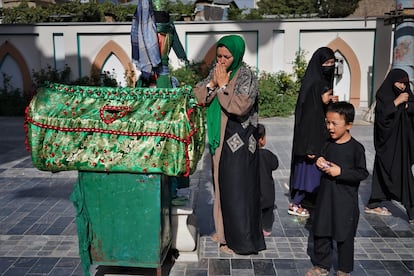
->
xmin=306 ymin=102 xmax=369 ymax=276
xmin=257 ymin=124 xmax=279 ymax=237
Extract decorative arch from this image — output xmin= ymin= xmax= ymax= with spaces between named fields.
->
xmin=0 ymin=41 xmax=32 ymax=95
xmin=327 ymin=37 xmax=361 ymax=106
xmin=90 ymin=40 xmax=135 ymax=85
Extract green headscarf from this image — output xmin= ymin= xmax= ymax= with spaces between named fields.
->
xmin=206 ymin=35 xmax=246 ymax=154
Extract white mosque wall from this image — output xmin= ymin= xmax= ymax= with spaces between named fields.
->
xmin=0 ymin=18 xmax=391 ymax=108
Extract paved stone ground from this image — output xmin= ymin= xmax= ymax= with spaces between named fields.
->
xmin=0 ymin=115 xmax=413 ymax=276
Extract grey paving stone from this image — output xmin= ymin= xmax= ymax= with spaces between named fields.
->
xmin=1 ymin=116 xmax=414 ymax=275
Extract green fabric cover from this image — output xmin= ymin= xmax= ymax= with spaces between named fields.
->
xmin=25 ymin=83 xmax=205 ymax=176
xmin=71 ymin=172 xmax=172 ymax=276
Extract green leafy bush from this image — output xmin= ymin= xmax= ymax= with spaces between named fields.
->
xmin=0 ymin=64 xmax=122 ymax=116
xmin=258 ymin=49 xmax=306 ymax=117
xmin=169 ymin=54 xmax=307 ymax=117
xmin=169 ymin=61 xmax=207 ymax=87
xmin=31 ymin=64 xmax=118 ymax=88
xmin=0 ymin=90 xmax=30 ymax=116
xmin=31 ymin=64 xmax=72 ymax=87
xmin=2 ymin=1 xmax=137 ymax=23
xmin=258 ymin=71 xmax=298 ymax=117
xmin=0 ymin=73 xmax=31 ymax=116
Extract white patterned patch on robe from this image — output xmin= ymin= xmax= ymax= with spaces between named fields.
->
xmin=241 ymin=112 xmax=258 ymax=129
xmin=226 ymin=133 xmax=244 ymax=153
xmin=248 ymin=134 xmax=256 ymax=154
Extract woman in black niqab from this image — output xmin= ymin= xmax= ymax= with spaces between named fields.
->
xmin=288 ymin=47 xmax=336 ymax=217
xmin=365 ymin=68 xmax=414 ymax=224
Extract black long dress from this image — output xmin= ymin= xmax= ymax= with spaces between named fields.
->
xmin=194 ymin=35 xmax=265 ymax=253
xmin=289 ymin=47 xmax=335 ymax=200
xmin=369 ymin=68 xmax=414 ymax=220
xmin=195 ymin=64 xmax=265 ymax=254
xmin=313 ymin=138 xmax=369 ymax=240
xmin=219 ymin=100 xmax=266 ymax=254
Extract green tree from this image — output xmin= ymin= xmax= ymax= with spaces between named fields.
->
xmin=3 ymin=2 xmax=48 ymax=23
xmin=2 ymin=0 xmax=360 ymax=23
xmin=256 ymin=0 xmax=318 ymax=18
xmin=318 ymin=0 xmax=360 ymax=18
xmin=165 ymin=0 xmax=194 ymax=20
xmin=2 ymin=0 xmax=193 ymax=23
xmin=228 ymin=7 xmax=263 ymax=20
xmin=256 ymin=0 xmax=288 ymax=16
xmin=255 ymin=0 xmax=359 ymax=18
xmin=227 ymin=6 xmax=245 ymax=20
xmin=243 ymin=9 xmax=263 ymax=20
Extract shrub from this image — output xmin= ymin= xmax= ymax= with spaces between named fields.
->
xmin=169 ymin=61 xmax=208 ymax=87
xmin=258 ymin=71 xmax=299 ymax=117
xmin=0 ymin=65 xmax=120 ymax=116
xmin=31 ymin=64 xmax=72 ymax=88
xmin=0 ymin=90 xmax=30 ymax=116
xmin=0 ymin=73 xmax=30 ymax=116
xmin=258 ymin=49 xmax=307 ymax=117
xmin=31 ymin=64 xmax=118 ymax=88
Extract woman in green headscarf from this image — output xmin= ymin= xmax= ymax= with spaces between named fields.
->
xmin=194 ymin=35 xmax=265 ymax=255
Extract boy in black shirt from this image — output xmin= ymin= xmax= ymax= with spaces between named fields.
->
xmin=306 ymin=102 xmax=369 ymax=276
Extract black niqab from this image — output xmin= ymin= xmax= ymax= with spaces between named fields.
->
xmin=292 ymin=47 xmax=335 ymax=156
xmin=372 ymin=68 xmax=414 ymax=209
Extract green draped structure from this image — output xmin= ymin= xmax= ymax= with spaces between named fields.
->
xmin=25 ymin=83 xmax=205 ymax=177
xmin=25 ymin=82 xmax=205 ymax=275
xmin=25 ymin=2 xmax=202 ymax=275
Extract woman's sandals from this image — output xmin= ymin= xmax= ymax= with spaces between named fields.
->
xmin=211 ymin=233 xmax=234 ymax=254
xmin=219 ymin=244 xmax=234 ymax=254
xmin=364 ymin=207 xmax=392 ymax=216
xmin=288 ymin=203 xmax=310 ymax=217
xmin=305 ymin=266 xmax=328 ymax=276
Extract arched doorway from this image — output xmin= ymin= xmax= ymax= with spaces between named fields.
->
xmin=328 ymin=37 xmax=361 ymax=107
xmin=0 ymin=41 xmax=32 ymax=95
xmin=91 ymin=40 xmax=135 ymax=87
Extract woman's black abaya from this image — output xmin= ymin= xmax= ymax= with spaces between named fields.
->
xmin=369 ymin=68 xmax=414 ymax=220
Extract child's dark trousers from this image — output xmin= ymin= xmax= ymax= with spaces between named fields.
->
xmin=313 ymin=232 xmax=354 ymax=273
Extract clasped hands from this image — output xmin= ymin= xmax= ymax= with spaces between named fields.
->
xmin=209 ymin=63 xmax=231 ymax=89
